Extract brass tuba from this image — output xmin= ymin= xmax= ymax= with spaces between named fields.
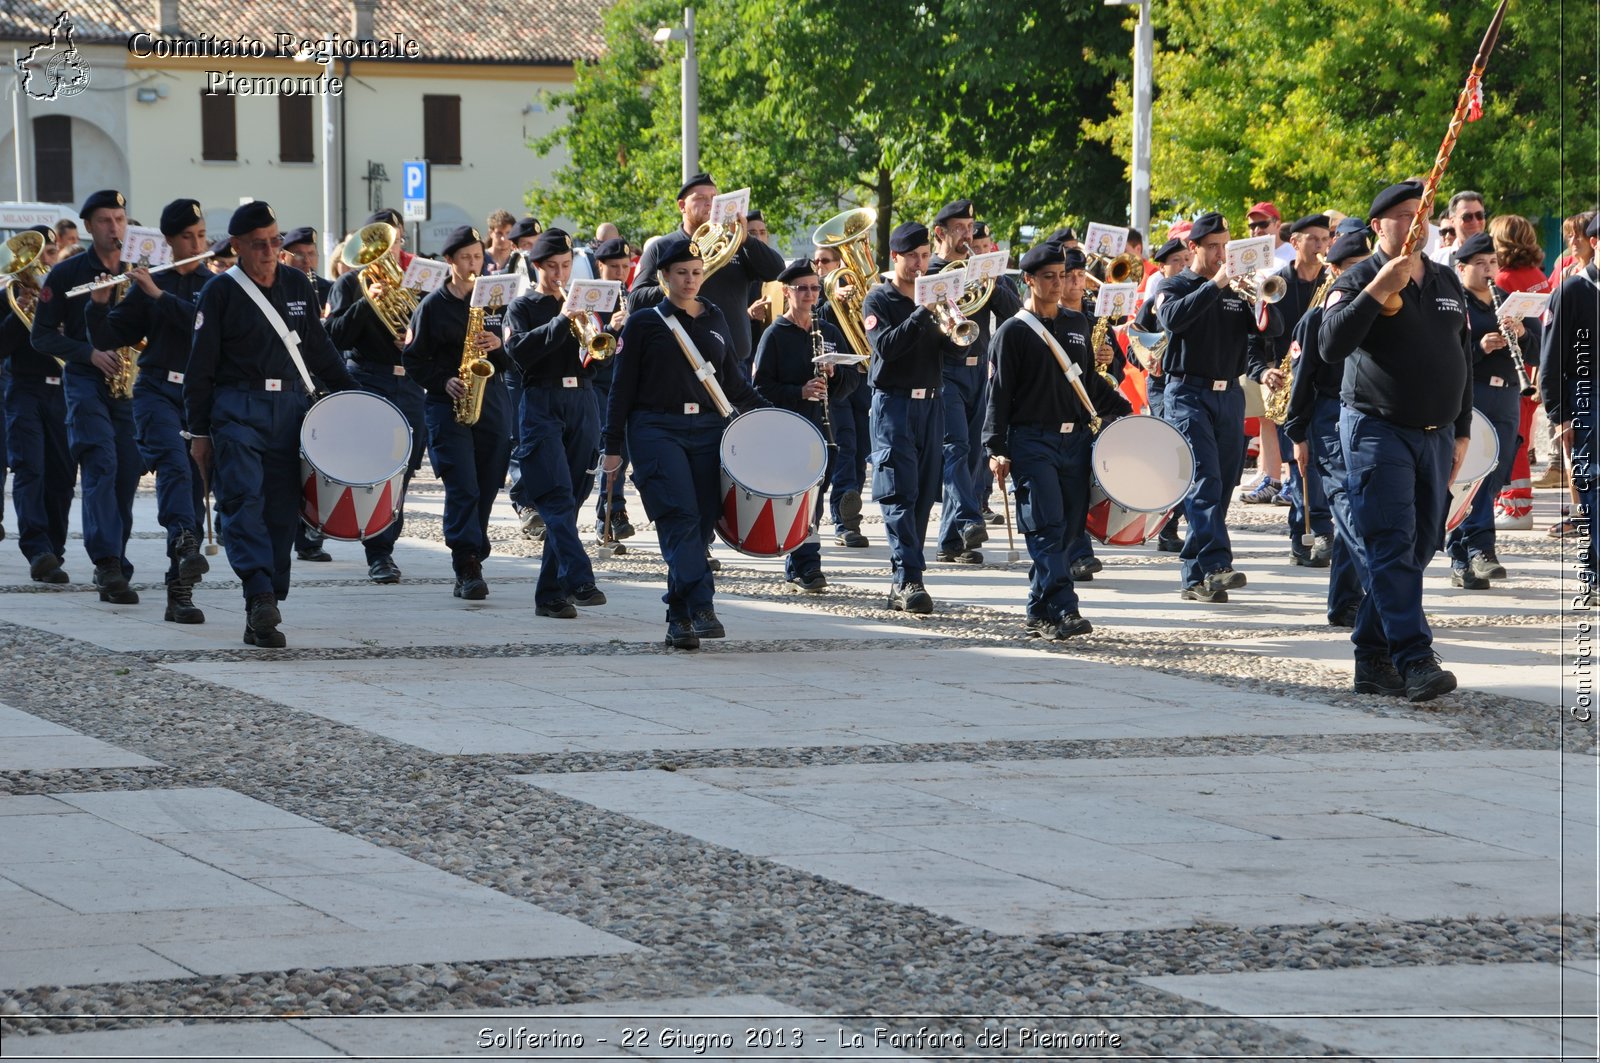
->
xmin=342 ymin=223 xmax=420 ymax=339
xmin=691 ymin=212 xmax=746 ymax=279
xmin=559 ymin=284 xmax=617 ymax=364
xmin=0 ymin=230 xmax=49 ymax=329
xmin=455 ymin=275 xmax=497 ymax=426
xmin=812 ymin=207 xmax=877 ymax=360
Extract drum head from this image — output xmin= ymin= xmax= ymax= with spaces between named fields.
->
xmin=1092 ymin=415 xmax=1196 ymax=512
xmin=1453 ymin=408 xmax=1500 ymax=486
xmin=301 ymin=391 xmax=412 ymax=486
xmin=721 ymin=408 xmax=828 ymax=497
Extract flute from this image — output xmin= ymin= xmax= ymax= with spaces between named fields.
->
xmin=65 ymin=251 xmax=216 ymax=297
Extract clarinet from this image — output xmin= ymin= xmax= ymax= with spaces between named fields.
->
xmin=810 ymin=316 xmax=838 ymax=537
xmin=1488 ymin=286 xmax=1537 ymax=397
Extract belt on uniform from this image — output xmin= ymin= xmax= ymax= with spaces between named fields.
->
xmin=353 ymin=359 xmax=406 ymax=376
xmin=1170 ymin=372 xmax=1237 ymax=391
xmin=875 ymin=384 xmax=939 ymax=399
xmin=633 ymin=402 xmax=717 ymax=414
xmin=526 ymin=376 xmax=592 ymax=389
xmin=218 ymin=378 xmax=307 ymax=394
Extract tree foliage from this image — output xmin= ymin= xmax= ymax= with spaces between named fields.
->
xmin=1085 ymin=0 xmax=1597 ymax=231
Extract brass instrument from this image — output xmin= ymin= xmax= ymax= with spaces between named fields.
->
xmin=1264 ymin=261 xmax=1333 ymax=424
xmin=98 ymin=272 xmax=144 ymax=400
xmin=560 ymin=284 xmax=617 ymax=364
xmin=1088 ymin=315 xmax=1119 ymax=388
xmin=1230 ymin=269 xmax=1287 ymax=311
xmin=1488 ymin=286 xmax=1537 ymax=397
xmin=1086 ymin=250 xmax=1143 ymax=286
xmin=939 ymin=240 xmax=996 ymax=316
xmin=455 ymin=275 xmax=497 ymax=426
xmin=341 ymin=223 xmax=420 ymax=339
xmin=1 ymin=230 xmax=48 ymax=329
xmin=1127 ymin=328 xmax=1171 ymax=371
xmin=812 ymin=207 xmax=877 ymax=360
xmin=930 ymin=299 xmax=978 ymax=347
xmin=690 ymin=212 xmax=747 ymax=279
xmin=759 ymin=279 xmax=786 ymax=323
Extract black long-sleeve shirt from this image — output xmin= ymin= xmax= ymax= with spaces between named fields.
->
xmin=863 ymin=282 xmax=943 ymax=392
xmin=1539 ymin=264 xmax=1600 ymax=426
xmin=628 ymin=226 xmax=786 ymax=365
xmin=1245 ymin=263 xmax=1322 ymax=381
xmin=1318 ymin=250 xmax=1472 ymax=436
xmin=400 ymin=283 xmax=511 ymax=401
xmin=1463 ymin=286 xmax=1541 ymax=388
xmin=752 ymin=315 xmax=860 ymax=427
xmin=502 ymin=290 xmax=591 ymax=384
xmin=0 ymin=309 xmax=63 ymax=380
xmin=31 ymin=245 xmax=124 ymax=374
xmin=85 ymin=267 xmax=207 ymax=375
xmin=1154 ymin=268 xmax=1283 ymax=381
xmin=1280 ymin=305 xmax=1344 ymax=445
xmin=325 ymin=269 xmax=404 ymax=365
xmin=603 ymin=298 xmax=765 ymax=452
xmin=983 ymin=309 xmax=1131 ymax=457
xmin=185 ymin=266 xmax=356 ymax=436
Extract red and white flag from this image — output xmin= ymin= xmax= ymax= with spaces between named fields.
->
xmin=1466 ymin=75 xmax=1484 ymax=122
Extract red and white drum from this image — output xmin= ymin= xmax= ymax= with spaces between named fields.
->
xmin=716 ymin=408 xmax=828 ymax=558
xmin=300 ymin=391 xmax=413 ymax=542
xmin=1085 ymin=414 xmax=1196 ymax=545
xmin=1445 ymin=408 xmax=1500 ymax=533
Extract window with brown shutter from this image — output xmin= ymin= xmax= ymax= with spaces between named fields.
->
xmin=33 ymin=115 xmax=73 ymax=204
xmin=201 ymin=91 xmax=236 ymax=161
xmin=279 ymin=96 xmax=313 ymax=163
xmin=422 ymin=95 xmax=461 ymax=165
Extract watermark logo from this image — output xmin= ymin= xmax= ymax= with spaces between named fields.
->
xmin=20 ymin=11 xmax=92 ymax=101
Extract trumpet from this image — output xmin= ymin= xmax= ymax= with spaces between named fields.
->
xmin=1230 ymin=269 xmax=1287 ymax=310
xmin=929 ymin=299 xmax=978 ymax=347
xmin=559 ymin=285 xmax=617 ymax=364
xmin=64 ymin=251 xmax=216 ymax=297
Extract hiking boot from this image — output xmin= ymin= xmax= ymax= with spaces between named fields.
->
xmin=244 ymin=593 xmax=285 ymax=647
xmin=1054 ymin=613 xmax=1093 ymax=639
xmin=1404 ymin=655 xmax=1458 ymax=703
xmin=936 ymin=548 xmax=983 ymax=564
xmin=174 ymin=529 xmax=209 ymax=583
xmin=535 ymin=598 xmax=578 ymax=619
xmin=1451 ymin=565 xmax=1490 ymax=590
xmin=837 ymin=489 xmax=863 ymax=527
xmin=571 ymin=583 xmax=607 ymax=607
xmin=961 ymin=522 xmax=989 ymax=550
xmin=1469 ymin=553 xmax=1507 ymax=581
xmin=454 ymin=555 xmax=488 ymax=600
xmin=93 ymin=559 xmax=138 ymax=604
xmin=1353 ymin=655 xmax=1405 ymax=696
xmin=1204 ymin=567 xmax=1246 ymax=593
xmin=887 ymin=583 xmax=934 ymax=614
xmin=690 ymin=607 xmax=726 ymax=639
xmin=29 ymin=553 xmax=68 ymax=584
xmin=163 ymin=581 xmax=204 ymax=624
xmin=1181 ymin=583 xmax=1228 ymax=603
xmin=1070 ymin=559 xmax=1100 ymax=581
xmin=665 ymin=617 xmax=700 ymax=650
xmin=789 ymin=571 xmax=827 ymax=593
xmin=1329 ymin=603 xmax=1361 ymax=628
xmin=835 ymin=529 xmax=869 ymax=547
xmin=1023 ymin=616 xmax=1052 ymax=638
xmin=1240 ymin=477 xmax=1282 ymax=504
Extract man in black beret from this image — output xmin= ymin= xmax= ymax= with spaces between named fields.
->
xmin=494 ymin=216 xmax=541 ymax=280
xmin=502 ymin=227 xmax=610 ymax=617
xmin=30 ymin=190 xmax=149 ymax=606
xmin=325 ymin=210 xmax=428 ymax=585
xmin=1539 ymin=214 xmax=1600 ymax=607
xmin=1283 ymin=232 xmax=1371 ymax=629
xmin=986 ymin=243 xmax=1130 ymax=639
xmin=186 ymin=201 xmax=358 ymax=647
xmin=85 ymin=197 xmax=213 ymax=622
xmin=1154 ymin=210 xmax=1284 ymax=603
xmin=400 ymin=225 xmax=513 ymax=601
xmin=1446 ymin=231 xmax=1541 ymax=591
xmin=752 ymin=258 xmax=860 ymax=591
xmin=628 ymin=172 xmax=785 ymax=376
xmin=928 ymin=198 xmax=1022 ymax=565
xmin=1318 ymin=179 xmax=1471 ymax=701
xmin=1 ymin=225 xmax=75 ymax=584
xmin=602 ymin=233 xmax=768 ymax=648
xmin=280 ymin=226 xmax=333 ymax=312
xmin=588 ymin=236 xmax=637 ymax=542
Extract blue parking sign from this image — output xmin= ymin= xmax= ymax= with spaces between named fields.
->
xmin=402 ymin=160 xmax=429 ymax=221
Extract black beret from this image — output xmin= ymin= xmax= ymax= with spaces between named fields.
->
xmin=280 ymin=226 xmax=316 ymax=250
xmin=1326 ymin=233 xmax=1371 ymax=266
xmin=442 ymin=225 xmax=482 ymax=257
xmin=746 ymin=209 xmax=764 ymax=223
xmin=508 ymin=216 xmax=541 ymax=242
xmin=159 ymin=198 xmax=205 ymax=237
xmin=655 ymin=232 xmax=702 ymax=268
xmin=1587 ymin=215 xmax=1600 ymax=238
xmin=79 ymin=190 xmax=126 ymax=219
xmin=1186 ymin=212 xmax=1227 ymax=242
xmin=777 ymin=258 xmax=816 ymax=283
xmin=889 ymin=222 xmax=929 ymax=253
xmin=972 ymin=221 xmax=990 ymax=240
xmin=364 ymin=208 xmax=402 ymax=229
xmin=209 ymin=235 xmax=236 ymax=258
xmin=228 ymin=200 xmax=277 ymax=236
xmin=1151 ymin=238 xmax=1184 ymax=263
xmin=1287 ymin=214 xmax=1330 ymax=236
xmin=529 ymin=227 xmax=574 ymax=261
xmin=1062 ymin=247 xmax=1088 ymax=273
xmin=1368 ymin=180 xmax=1425 ymax=220
xmin=933 ymin=199 xmax=973 ymax=227
xmin=1454 ymin=232 xmax=1496 ymax=262
xmin=594 ymin=237 xmax=630 ymax=262
xmin=1045 ymin=226 xmax=1077 ymax=246
xmin=25 ymin=224 xmax=57 ymax=242
xmin=1334 ymin=217 xmax=1371 ymax=237
xmin=676 ymin=172 xmax=715 ymax=200
xmin=1019 ymin=244 xmax=1065 ymax=274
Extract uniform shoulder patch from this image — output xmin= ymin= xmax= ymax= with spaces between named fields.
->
xmin=194 ymin=310 xmax=204 ymax=330
xmin=863 ymin=313 xmax=878 ymax=330
xmin=1324 ymin=290 xmax=1345 ymax=309
xmin=38 ymin=285 xmax=52 ymax=303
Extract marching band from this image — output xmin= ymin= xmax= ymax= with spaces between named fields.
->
xmin=0 ymin=172 xmax=1594 ymax=707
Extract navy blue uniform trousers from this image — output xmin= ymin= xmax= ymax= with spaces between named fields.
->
xmin=628 ymin=410 xmax=725 ymax=618
xmin=513 ymin=384 xmax=598 ymax=604
xmin=1309 ymin=396 xmax=1366 ymax=620
xmin=938 ymin=359 xmax=988 ymax=552
xmin=1011 ymin=425 xmax=1092 ymax=621
xmin=5 ymin=376 xmax=74 ymax=563
xmin=133 ymin=374 xmax=204 ymax=583
xmin=212 ymin=386 xmax=309 ymax=601
xmin=1166 ymin=379 xmax=1245 ymax=587
xmin=870 ymin=389 xmax=943 ymax=587
xmin=424 ymin=382 xmax=512 ymax=568
xmin=64 ymin=372 xmax=142 ymax=574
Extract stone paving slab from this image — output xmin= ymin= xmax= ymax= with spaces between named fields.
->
xmin=1139 ymin=961 xmax=1599 ymax=1060
xmin=0 ymin=705 xmax=159 ymax=772
xmin=0 ymin=790 xmax=638 ymax=991
xmin=522 ymin=751 xmax=1595 ymax=936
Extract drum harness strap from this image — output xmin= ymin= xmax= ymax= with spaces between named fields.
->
xmin=1015 ymin=309 xmax=1102 ymax=431
xmin=227 ymin=266 xmax=317 ymax=395
xmin=656 ymin=305 xmax=734 ymax=417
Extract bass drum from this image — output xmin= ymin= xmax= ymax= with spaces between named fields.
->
xmin=1445 ymin=408 xmax=1500 ymax=533
xmin=716 ymin=408 xmax=828 ymax=558
xmin=300 ymin=391 xmax=413 ymax=541
xmin=1085 ymin=414 xmax=1196 ymax=545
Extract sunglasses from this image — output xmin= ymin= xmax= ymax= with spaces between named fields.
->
xmin=1458 ymin=211 xmax=1486 ymax=222
xmin=1440 ymin=228 xmax=1455 ymax=239
xmin=787 ymin=284 xmax=821 ymax=293
xmin=1247 ymin=220 xmax=1272 ymax=231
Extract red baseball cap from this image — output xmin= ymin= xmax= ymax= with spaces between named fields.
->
xmin=1247 ymin=202 xmax=1281 ymax=221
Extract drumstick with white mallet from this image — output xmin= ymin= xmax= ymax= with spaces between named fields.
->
xmin=994 ymin=462 xmax=1020 ymax=564
xmin=599 ymin=462 xmax=626 ymax=558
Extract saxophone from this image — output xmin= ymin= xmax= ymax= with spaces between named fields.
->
xmin=1088 ymin=314 xmax=1117 ymax=387
xmin=454 ymin=276 xmax=496 ymax=426
xmin=106 ymin=275 xmax=143 ymax=400
xmin=1263 ymin=262 xmax=1334 ymax=425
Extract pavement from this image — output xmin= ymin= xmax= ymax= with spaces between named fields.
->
xmin=0 ymin=466 xmax=1594 ymax=1061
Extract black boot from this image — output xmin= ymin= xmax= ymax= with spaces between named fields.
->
xmin=454 ymin=554 xmax=488 ymax=600
xmin=244 ymin=593 xmax=285 ymax=647
xmin=93 ymin=558 xmax=138 ymax=605
xmin=163 ymin=580 xmax=205 ymax=624
xmin=174 ymin=529 xmax=209 ymax=583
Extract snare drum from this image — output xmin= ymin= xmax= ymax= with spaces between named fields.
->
xmin=300 ymin=391 xmax=413 ymax=541
xmin=1445 ymin=408 xmax=1500 ymax=533
xmin=716 ymin=408 xmax=828 ymax=557
xmin=1085 ymin=415 xmax=1196 ymax=545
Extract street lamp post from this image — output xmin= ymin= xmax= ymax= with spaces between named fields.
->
xmin=1106 ymin=0 xmax=1153 ymax=237
xmin=294 ymin=49 xmax=341 ymax=263
xmin=654 ymin=7 xmax=698 ymax=184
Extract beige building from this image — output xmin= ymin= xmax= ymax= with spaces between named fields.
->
xmin=1 ymin=0 xmax=604 ymax=253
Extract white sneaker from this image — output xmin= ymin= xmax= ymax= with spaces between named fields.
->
xmin=1494 ymin=512 xmax=1533 ymax=531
